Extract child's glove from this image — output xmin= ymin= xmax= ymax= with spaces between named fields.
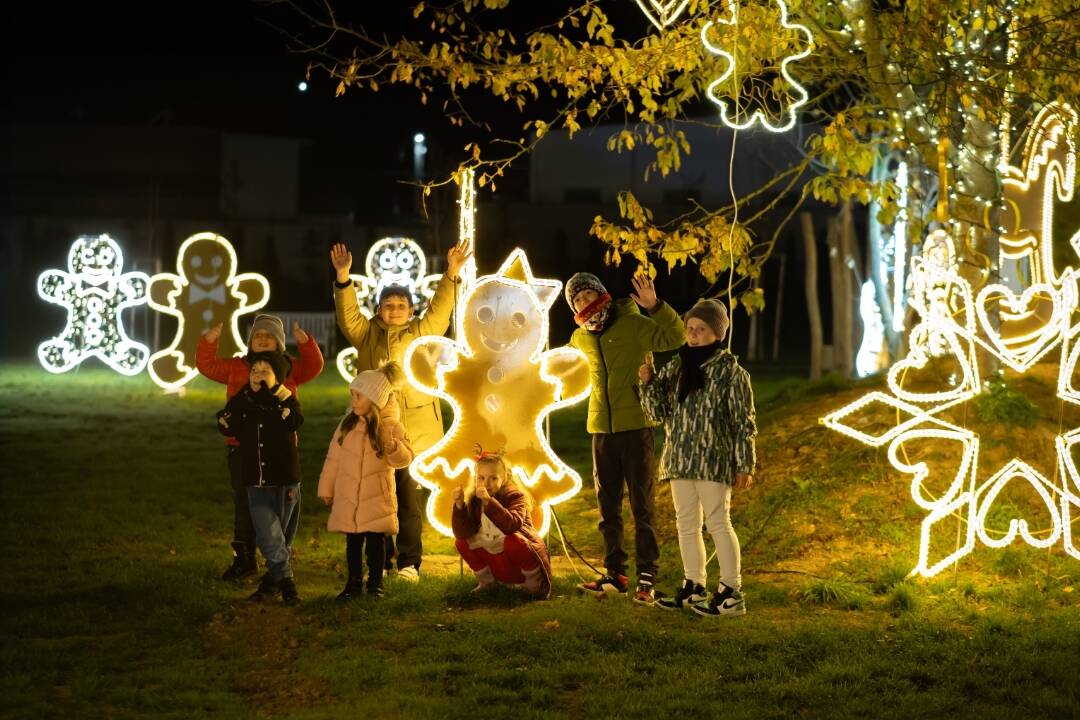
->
xmin=272 ymin=384 xmax=292 ymax=402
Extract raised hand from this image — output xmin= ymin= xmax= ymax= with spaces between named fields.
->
xmin=203 ymin=323 xmax=223 ymax=343
xmin=474 ymin=484 xmax=491 ymax=504
xmin=292 ymin=322 xmax=309 ymax=345
xmin=446 ymin=240 xmax=473 ymax=281
xmin=735 ymin=473 xmax=753 ymax=491
xmin=452 ymin=485 xmax=465 ymax=508
xmin=330 ymin=243 xmax=353 ymax=283
xmin=630 ymin=273 xmax=659 ymax=311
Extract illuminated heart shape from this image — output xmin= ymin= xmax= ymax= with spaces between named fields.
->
xmin=887 ymin=321 xmax=979 ymax=405
xmin=634 ymin=0 xmax=691 ymax=29
xmin=888 ymin=427 xmax=978 ymax=577
xmin=975 ymin=460 xmax=1061 ymax=549
xmin=975 ymin=281 xmax=1074 ymax=371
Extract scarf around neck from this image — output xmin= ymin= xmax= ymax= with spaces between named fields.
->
xmin=677 ymin=341 xmax=721 ymax=402
xmin=574 ymin=293 xmax=613 ymax=333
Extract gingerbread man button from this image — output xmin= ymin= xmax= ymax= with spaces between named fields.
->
xmin=404 ymin=249 xmax=591 ymax=536
xmin=147 ymin=232 xmax=269 ymax=390
xmin=38 ymin=234 xmax=150 ymax=375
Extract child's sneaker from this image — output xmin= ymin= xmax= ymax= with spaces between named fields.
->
xmin=397 ymin=566 xmax=420 ymax=582
xmin=248 ymin=574 xmax=280 ymax=602
xmin=692 ymin=585 xmax=746 ymax=617
xmin=279 ymin=577 xmax=301 ymax=607
xmin=633 ymin=572 xmax=657 ymax=605
xmin=655 ymin=579 xmax=708 ymax=610
xmin=336 ymin=578 xmax=363 ymax=601
xmin=577 ymin=573 xmax=628 ymax=595
xmin=367 ymin=582 xmax=385 ymax=599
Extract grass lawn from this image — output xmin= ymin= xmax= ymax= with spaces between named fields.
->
xmin=2 ymin=362 xmax=1079 ymax=719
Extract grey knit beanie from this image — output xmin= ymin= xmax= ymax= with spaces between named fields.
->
xmin=248 ymin=314 xmax=286 ymax=351
xmin=564 ymin=272 xmax=608 ymax=309
xmin=685 ymin=299 xmax=730 ymax=341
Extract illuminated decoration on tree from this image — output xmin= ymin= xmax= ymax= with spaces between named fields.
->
xmin=823 ymin=105 xmax=1080 ymax=577
xmin=403 ymin=249 xmax=591 ymax=537
xmin=335 ymin=237 xmax=442 ymax=380
xmin=147 ymin=233 xmax=270 ymax=391
xmin=700 ymin=0 xmax=813 ymax=133
xmin=458 ymin=167 xmax=478 ymax=291
xmin=855 ymin=280 xmax=886 ymax=378
xmin=37 ymin=234 xmax=150 ymax=375
xmin=634 ymin=0 xmax=691 ymax=30
xmin=891 ymin=161 xmax=910 ymax=332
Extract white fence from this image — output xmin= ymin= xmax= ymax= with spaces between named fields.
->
xmin=265 ymin=312 xmax=339 ymax=355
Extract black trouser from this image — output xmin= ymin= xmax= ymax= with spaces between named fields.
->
xmin=385 ymin=467 xmax=427 ymax=570
xmin=592 ymin=428 xmax=660 ymax=578
xmin=347 ymin=532 xmax=386 ymax=590
xmin=227 ymin=447 xmax=256 ymax=547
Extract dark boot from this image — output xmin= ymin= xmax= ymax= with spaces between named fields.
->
xmin=336 ymin=577 xmax=363 ymax=602
xmin=367 ymin=579 xmax=385 ymax=599
xmin=280 ymin=577 xmax=301 ymax=607
xmin=248 ymin=574 xmax=280 ymax=602
xmin=222 ymin=541 xmax=257 ymax=581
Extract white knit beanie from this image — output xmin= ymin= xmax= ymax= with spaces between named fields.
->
xmin=349 ymin=361 xmax=404 ymax=408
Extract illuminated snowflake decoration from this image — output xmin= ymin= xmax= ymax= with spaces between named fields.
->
xmin=700 ymin=0 xmax=813 ymax=133
xmin=403 ymin=249 xmax=591 ymax=537
xmin=823 ymin=103 xmax=1080 ymax=576
xmin=635 ymin=0 xmax=692 ymax=30
xmin=38 ymin=234 xmax=150 ymax=375
xmin=335 ymin=237 xmax=442 ymax=380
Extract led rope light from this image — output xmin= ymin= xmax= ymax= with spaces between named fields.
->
xmin=635 ymin=0 xmax=692 ymax=30
xmin=147 ymin=232 xmax=269 ymax=391
xmin=402 ymin=249 xmax=591 ymax=537
xmin=37 ymin=234 xmax=150 ymax=375
xmin=700 ymin=0 xmax=813 ymax=133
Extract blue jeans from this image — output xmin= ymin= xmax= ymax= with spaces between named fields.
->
xmin=248 ymin=484 xmax=301 ymax=581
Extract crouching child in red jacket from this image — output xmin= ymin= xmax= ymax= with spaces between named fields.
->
xmin=216 ymin=352 xmax=304 ymax=606
xmin=452 ymin=450 xmax=553 ymax=598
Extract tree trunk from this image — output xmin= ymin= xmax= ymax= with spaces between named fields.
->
xmin=772 ymin=252 xmax=786 ymax=363
xmin=801 ymin=213 xmax=823 ymax=380
xmin=827 ymin=214 xmax=847 ymax=376
xmin=840 ymin=201 xmax=861 ymax=377
xmin=747 ymin=275 xmax=761 ymax=361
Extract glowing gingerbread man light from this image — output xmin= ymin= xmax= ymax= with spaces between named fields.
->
xmin=403 ymin=249 xmax=591 ymax=537
xmin=147 ymin=232 xmax=269 ymax=390
xmin=38 ymin=234 xmax=150 ymax=375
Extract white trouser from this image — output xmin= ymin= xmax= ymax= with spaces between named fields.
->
xmin=670 ymin=479 xmax=741 ymax=591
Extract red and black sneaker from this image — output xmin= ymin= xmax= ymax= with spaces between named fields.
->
xmin=577 ymin=573 xmax=629 ymax=595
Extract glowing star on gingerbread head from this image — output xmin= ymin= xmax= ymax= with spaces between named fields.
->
xmin=38 ymin=234 xmax=150 ymax=375
xmin=403 ymin=249 xmax=591 ymax=537
xmin=147 ymin=232 xmax=269 ymax=391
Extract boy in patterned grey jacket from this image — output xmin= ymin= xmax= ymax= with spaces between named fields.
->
xmin=639 ymin=298 xmax=756 ymax=616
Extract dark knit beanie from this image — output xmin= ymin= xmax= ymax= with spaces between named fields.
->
xmin=564 ymin=272 xmax=608 ymax=309
xmin=378 ymin=284 xmax=415 ymax=307
xmin=248 ymin=351 xmax=291 ymax=385
xmin=685 ymin=299 xmax=730 ymax=341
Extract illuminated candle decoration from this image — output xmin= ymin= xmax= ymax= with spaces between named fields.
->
xmin=700 ymin=0 xmax=813 ymax=133
xmin=37 ymin=234 xmax=150 ymax=375
xmin=335 ymin=237 xmax=442 ymax=380
xmin=147 ymin=233 xmax=269 ymax=391
xmin=403 ymin=249 xmax=591 ymax=537
xmin=635 ymin=0 xmax=691 ymax=30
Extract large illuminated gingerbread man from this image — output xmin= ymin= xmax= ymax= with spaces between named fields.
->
xmin=147 ymin=232 xmax=269 ymax=390
xmin=404 ymin=249 xmax=591 ymax=537
xmin=38 ymin=234 xmax=150 ymax=375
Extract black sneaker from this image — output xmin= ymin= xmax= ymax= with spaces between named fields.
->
xmin=221 ymin=542 xmax=257 ymax=581
xmin=367 ymin=582 xmax=385 ymax=599
xmin=336 ymin=578 xmax=363 ymax=602
xmin=248 ymin=574 xmax=280 ymax=602
xmin=692 ymin=584 xmax=746 ymax=617
xmin=633 ymin=572 xmax=657 ymax=605
xmin=655 ymin=579 xmax=708 ymax=610
xmin=279 ymin=577 xmax=301 ymax=607
xmin=577 ymin=573 xmax=629 ymax=595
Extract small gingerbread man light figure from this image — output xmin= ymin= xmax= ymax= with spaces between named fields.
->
xmin=404 ymin=249 xmax=591 ymax=536
xmin=147 ymin=232 xmax=269 ymax=390
xmin=38 ymin=234 xmax=151 ymax=375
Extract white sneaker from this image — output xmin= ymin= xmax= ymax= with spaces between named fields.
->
xmin=397 ymin=566 xmax=420 ymax=582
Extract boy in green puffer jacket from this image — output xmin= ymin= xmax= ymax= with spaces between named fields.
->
xmin=567 ymin=271 xmax=685 ymax=604
xmin=639 ymin=299 xmax=757 ymax=617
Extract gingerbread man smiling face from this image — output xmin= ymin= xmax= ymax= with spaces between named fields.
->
xmin=147 ymin=233 xmax=269 ymax=390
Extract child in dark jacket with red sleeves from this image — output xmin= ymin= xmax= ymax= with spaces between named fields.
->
xmin=216 ymin=352 xmax=304 ymax=605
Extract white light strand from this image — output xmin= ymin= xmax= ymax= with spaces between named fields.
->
xmin=635 ymin=0 xmax=692 ymax=30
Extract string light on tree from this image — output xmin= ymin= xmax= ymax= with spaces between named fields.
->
xmin=335 ymin=237 xmax=444 ymax=380
xmin=700 ymin=0 xmax=813 ymax=132
xmin=147 ymin=233 xmax=269 ymax=391
xmin=37 ymin=234 xmax=150 ymax=375
xmin=402 ymin=249 xmax=591 ymax=537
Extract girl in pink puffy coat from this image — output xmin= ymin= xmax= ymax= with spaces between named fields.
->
xmin=318 ymin=362 xmax=413 ymax=599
